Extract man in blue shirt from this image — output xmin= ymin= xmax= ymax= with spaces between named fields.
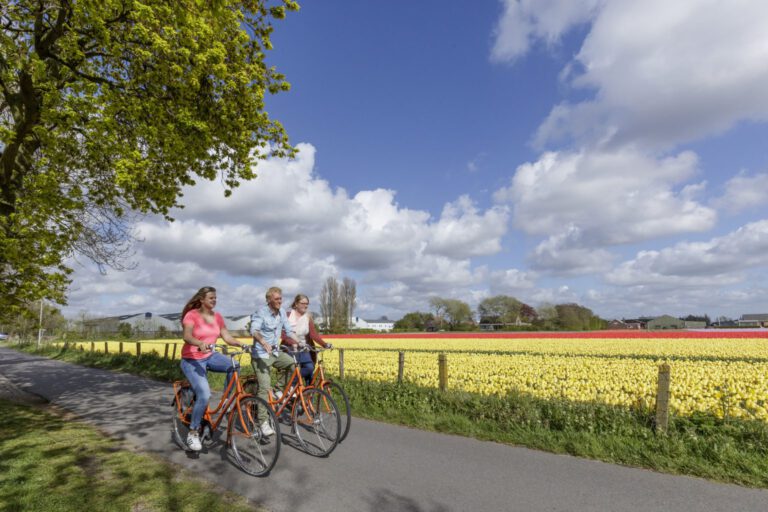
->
xmin=250 ymin=286 xmax=299 ymax=434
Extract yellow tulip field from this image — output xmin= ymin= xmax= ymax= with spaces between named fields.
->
xmin=66 ymin=333 xmax=768 ymax=422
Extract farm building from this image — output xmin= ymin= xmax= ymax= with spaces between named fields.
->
xmin=737 ymin=314 xmax=768 ymax=328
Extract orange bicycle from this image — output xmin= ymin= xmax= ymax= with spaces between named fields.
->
xmin=242 ymin=346 xmax=342 ymax=457
xmin=171 ymin=348 xmax=280 ymax=476
xmin=308 ymin=346 xmax=351 ymax=443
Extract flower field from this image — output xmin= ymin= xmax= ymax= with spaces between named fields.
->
xmin=65 ymin=330 xmax=768 ymax=422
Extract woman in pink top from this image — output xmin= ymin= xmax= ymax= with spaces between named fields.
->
xmin=281 ymin=293 xmax=332 ymax=384
xmin=180 ymin=286 xmax=246 ymax=451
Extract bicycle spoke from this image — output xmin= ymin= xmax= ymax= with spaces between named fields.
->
xmin=171 ymin=385 xmax=194 ymax=450
xmin=323 ymin=380 xmax=351 ymax=442
xmin=292 ymin=388 xmax=340 ymax=457
xmin=229 ymin=396 xmax=280 ymax=476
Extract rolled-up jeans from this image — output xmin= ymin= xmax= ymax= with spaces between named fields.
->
xmin=251 ymin=352 xmax=295 ymax=422
xmin=181 ymin=352 xmax=239 ymax=430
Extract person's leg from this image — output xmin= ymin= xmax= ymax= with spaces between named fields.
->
xmin=251 ymin=355 xmax=275 ymax=423
xmin=180 ymin=358 xmax=211 ymax=431
xmin=296 ymin=352 xmax=314 ymax=385
xmin=205 ymin=351 xmax=239 ymax=397
xmin=272 ymin=352 xmax=296 ymax=390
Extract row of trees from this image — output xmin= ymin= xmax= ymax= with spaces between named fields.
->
xmin=0 ymin=302 xmax=67 ymax=340
xmin=319 ymin=277 xmax=357 ymax=333
xmin=394 ymin=295 xmax=606 ymax=332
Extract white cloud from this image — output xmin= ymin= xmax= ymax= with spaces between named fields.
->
xmin=495 ymin=147 xmax=716 ymax=247
xmin=490 ymin=0 xmax=604 ymax=62
xmin=530 ymin=226 xmax=615 ymax=275
xmin=511 ymin=0 xmax=768 ymax=150
xmin=64 ymin=143 xmax=510 ymax=317
xmin=712 ymin=172 xmax=768 ymax=214
xmin=606 ymin=219 xmax=768 ymax=286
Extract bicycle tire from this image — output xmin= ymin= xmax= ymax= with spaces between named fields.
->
xmin=323 ymin=380 xmax=351 ymax=443
xmin=229 ymin=396 xmax=281 ymax=476
xmin=171 ymin=385 xmax=194 ymax=450
xmin=292 ymin=388 xmax=341 ymax=457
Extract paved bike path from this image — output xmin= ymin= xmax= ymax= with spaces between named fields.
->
xmin=1 ymin=347 xmax=767 ymax=512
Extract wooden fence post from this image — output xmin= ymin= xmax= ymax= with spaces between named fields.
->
xmin=338 ymin=348 xmax=345 ymax=379
xmin=136 ymin=342 xmax=142 ymax=358
xmin=438 ymin=353 xmax=448 ymax=392
xmin=90 ymin=341 xmax=95 ymax=352
xmin=119 ymin=341 xmax=123 ymax=354
xmin=397 ymin=351 xmax=405 ymax=384
xmin=104 ymin=341 xmax=109 ymax=354
xmin=164 ymin=344 xmax=169 ymax=359
xmin=172 ymin=344 xmax=177 ymax=360
xmin=655 ymin=363 xmax=671 ymax=433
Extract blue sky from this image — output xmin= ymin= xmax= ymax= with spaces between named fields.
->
xmin=65 ymin=0 xmax=768 ymax=321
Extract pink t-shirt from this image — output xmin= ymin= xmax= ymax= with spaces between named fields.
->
xmin=181 ymin=309 xmax=225 ymax=360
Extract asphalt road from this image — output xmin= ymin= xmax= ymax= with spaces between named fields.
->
xmin=1 ymin=346 xmax=767 ymax=512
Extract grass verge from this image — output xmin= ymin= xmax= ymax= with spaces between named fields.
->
xmin=0 ymin=398 xmax=261 ymax=512
xmin=12 ymin=342 xmax=768 ymax=488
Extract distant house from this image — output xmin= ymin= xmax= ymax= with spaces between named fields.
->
xmin=608 ymin=319 xmax=644 ymax=330
xmin=737 ymin=314 xmax=768 ymax=328
xmin=351 ymin=316 xmax=394 ymax=332
xmin=646 ymin=315 xmax=707 ymax=330
xmin=647 ymin=315 xmax=685 ymax=330
xmin=85 ymin=312 xmax=178 ymax=334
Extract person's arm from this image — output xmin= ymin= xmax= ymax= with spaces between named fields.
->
xmin=281 ymin=328 xmax=298 ymax=348
xmin=217 ymin=314 xmax=245 ymax=348
xmin=308 ymin=315 xmax=330 ymax=348
xmin=250 ymin=311 xmax=273 ymax=355
xmin=183 ymin=313 xmax=212 ymax=353
xmin=281 ymin=310 xmax=301 ymax=345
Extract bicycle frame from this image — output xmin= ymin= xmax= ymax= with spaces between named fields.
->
xmin=172 ymin=350 xmax=257 ymax=442
xmin=308 ymin=347 xmax=330 ymax=389
xmin=267 ymin=349 xmax=314 ymax=419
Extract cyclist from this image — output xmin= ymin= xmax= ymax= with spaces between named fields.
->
xmin=281 ymin=293 xmax=333 ymax=384
xmin=249 ymin=286 xmax=299 ymax=435
xmin=180 ymin=286 xmax=247 ymax=451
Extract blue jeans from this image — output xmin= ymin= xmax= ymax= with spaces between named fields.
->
xmin=180 ymin=352 xmax=239 ymax=430
xmin=296 ymin=351 xmax=314 ymax=384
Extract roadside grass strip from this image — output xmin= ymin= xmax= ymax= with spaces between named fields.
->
xmin=0 ymin=399 xmax=261 ymax=512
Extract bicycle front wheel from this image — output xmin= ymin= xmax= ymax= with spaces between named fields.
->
xmin=171 ymin=385 xmax=194 ymax=450
xmin=292 ymin=388 xmax=341 ymax=457
xmin=323 ymin=381 xmax=351 ymax=443
xmin=229 ymin=396 xmax=281 ymax=476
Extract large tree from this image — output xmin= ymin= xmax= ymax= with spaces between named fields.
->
xmin=319 ymin=276 xmax=356 ymax=333
xmin=429 ymin=297 xmax=473 ymax=331
xmin=477 ymin=295 xmax=536 ymax=325
xmin=0 ymin=0 xmax=298 ymax=320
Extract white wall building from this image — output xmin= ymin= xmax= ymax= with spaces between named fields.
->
xmin=351 ymin=316 xmax=394 ymax=332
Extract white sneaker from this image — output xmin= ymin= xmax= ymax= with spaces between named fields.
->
xmin=273 ymin=389 xmax=283 ymax=400
xmin=187 ymin=431 xmax=202 ymax=451
xmin=260 ymin=420 xmax=275 ymax=436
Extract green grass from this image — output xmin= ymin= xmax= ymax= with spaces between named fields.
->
xmin=11 ymin=342 xmax=768 ymax=488
xmin=0 ymin=399 xmax=261 ymax=512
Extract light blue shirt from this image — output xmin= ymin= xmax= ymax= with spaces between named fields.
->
xmin=250 ymin=305 xmax=295 ymax=359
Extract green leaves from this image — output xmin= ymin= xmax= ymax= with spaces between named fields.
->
xmin=0 ymin=1 xmax=298 ymax=320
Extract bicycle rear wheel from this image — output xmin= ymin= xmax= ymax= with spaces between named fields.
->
xmin=171 ymin=385 xmax=194 ymax=449
xmin=229 ymin=396 xmax=280 ymax=476
xmin=323 ymin=381 xmax=351 ymax=443
xmin=292 ymin=388 xmax=340 ymax=457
